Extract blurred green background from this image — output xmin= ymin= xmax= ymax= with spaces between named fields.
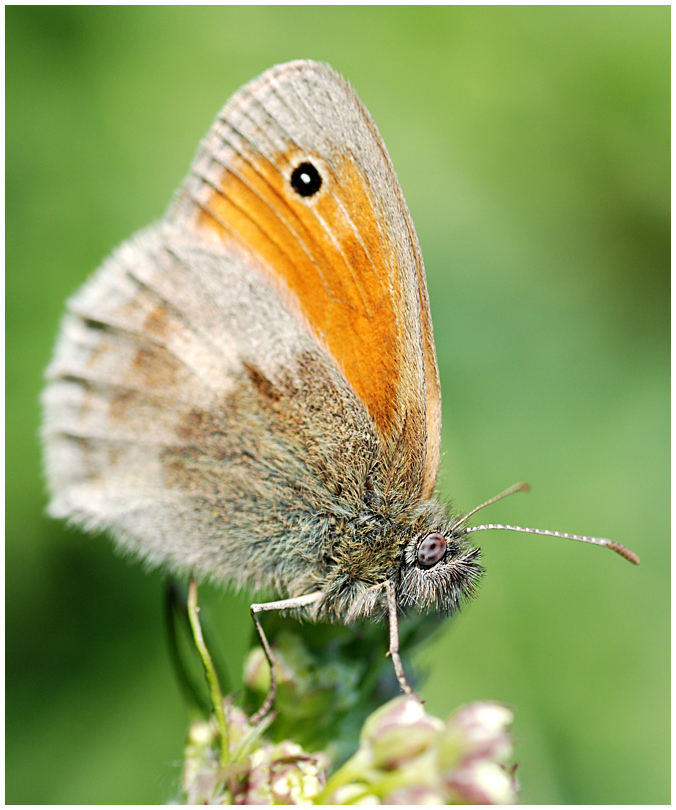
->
xmin=7 ymin=6 xmax=669 ymax=804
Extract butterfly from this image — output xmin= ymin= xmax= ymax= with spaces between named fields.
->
xmin=41 ymin=60 xmax=638 ymax=720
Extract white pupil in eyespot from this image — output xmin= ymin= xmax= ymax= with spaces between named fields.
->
xmin=417 ymin=532 xmax=447 ymax=567
xmin=291 ymin=162 xmax=322 ymax=197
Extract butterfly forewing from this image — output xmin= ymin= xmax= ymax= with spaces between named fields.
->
xmin=170 ymin=61 xmax=441 ymax=498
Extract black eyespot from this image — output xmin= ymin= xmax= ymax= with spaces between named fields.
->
xmin=417 ymin=532 xmax=447 ymax=568
xmin=290 ymin=162 xmax=322 ymax=197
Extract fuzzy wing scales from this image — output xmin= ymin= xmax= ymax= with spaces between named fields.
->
xmin=42 ymin=223 xmax=377 ymax=594
xmin=170 ymin=60 xmax=441 ymax=498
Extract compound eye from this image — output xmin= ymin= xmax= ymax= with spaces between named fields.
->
xmin=417 ymin=532 xmax=447 ymax=568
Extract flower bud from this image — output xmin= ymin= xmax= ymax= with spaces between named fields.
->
xmin=438 ymin=701 xmax=514 ymax=770
xmin=446 ymin=760 xmax=518 ymax=805
xmin=240 ymin=741 xmax=329 ymax=804
xmin=361 ymin=696 xmax=444 ymax=770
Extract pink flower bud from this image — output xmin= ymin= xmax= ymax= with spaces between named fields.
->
xmin=361 ymin=696 xmax=444 ymax=769
xmin=439 ymin=702 xmax=514 ymax=770
xmin=446 ymin=760 xmax=518 ymax=805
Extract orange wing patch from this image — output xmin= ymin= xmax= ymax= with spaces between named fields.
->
xmin=197 ymin=148 xmax=406 ymax=440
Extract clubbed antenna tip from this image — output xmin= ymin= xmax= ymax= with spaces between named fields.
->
xmin=607 ymin=542 xmax=640 ymax=565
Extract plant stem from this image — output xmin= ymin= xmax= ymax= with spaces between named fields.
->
xmin=187 ymin=579 xmax=230 ymax=767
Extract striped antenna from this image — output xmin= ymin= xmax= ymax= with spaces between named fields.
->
xmin=454 ymin=482 xmax=639 ymax=565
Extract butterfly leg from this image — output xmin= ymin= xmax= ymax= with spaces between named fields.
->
xmin=385 ymin=580 xmax=413 ymax=695
xmin=249 ymin=591 xmax=323 ymax=725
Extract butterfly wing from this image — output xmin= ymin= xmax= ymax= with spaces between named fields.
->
xmin=43 ymin=222 xmax=378 ymax=594
xmin=169 ymin=61 xmax=441 ymax=498
xmin=42 ymin=61 xmax=442 ymax=595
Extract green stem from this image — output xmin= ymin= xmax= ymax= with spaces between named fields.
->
xmin=315 ymin=752 xmax=374 ymax=804
xmin=187 ymin=579 xmax=230 ymax=767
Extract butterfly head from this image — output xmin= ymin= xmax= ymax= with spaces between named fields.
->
xmin=315 ymin=496 xmax=483 ymax=624
xmin=397 ymin=523 xmax=483 ymax=615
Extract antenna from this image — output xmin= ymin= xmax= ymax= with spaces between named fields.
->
xmin=450 ymin=481 xmax=531 ymax=531
xmin=464 ymin=523 xmax=639 ymax=564
xmin=454 ymin=482 xmax=640 ymax=565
